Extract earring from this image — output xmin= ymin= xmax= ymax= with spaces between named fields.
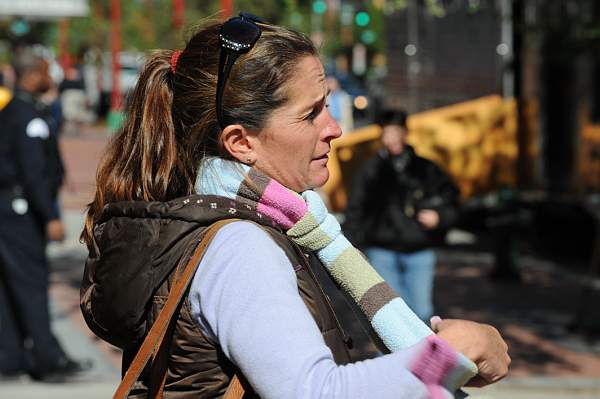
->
xmin=246 ymin=157 xmax=253 ymax=164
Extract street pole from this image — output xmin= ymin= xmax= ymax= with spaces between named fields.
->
xmin=310 ymin=6 xmax=324 ymax=48
xmin=406 ymin=0 xmax=419 ymax=113
xmin=221 ymin=0 xmax=233 ymax=19
xmin=108 ymin=0 xmax=123 ymax=132
xmin=500 ymin=0 xmax=514 ymax=98
xmin=512 ymin=0 xmax=533 ymax=187
xmin=58 ymin=19 xmax=70 ymax=73
xmin=173 ymin=0 xmax=185 ymax=29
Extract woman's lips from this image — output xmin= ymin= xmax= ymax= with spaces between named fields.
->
xmin=313 ymin=153 xmax=329 ymax=161
xmin=313 ymin=155 xmax=329 ymax=164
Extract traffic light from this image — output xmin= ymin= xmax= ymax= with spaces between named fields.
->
xmin=312 ymin=0 xmax=327 ymax=15
xmin=355 ymin=11 xmax=370 ymax=27
xmin=361 ymin=30 xmax=377 ymax=45
xmin=10 ymin=19 xmax=30 ymax=37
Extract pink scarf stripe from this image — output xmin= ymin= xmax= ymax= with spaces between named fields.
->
xmin=256 ymin=180 xmax=308 ymax=229
xmin=410 ymin=336 xmax=458 ymax=386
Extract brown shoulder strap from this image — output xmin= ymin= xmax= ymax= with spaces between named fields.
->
xmin=224 ymin=375 xmax=246 ymax=398
xmin=113 ymin=219 xmax=245 ymax=399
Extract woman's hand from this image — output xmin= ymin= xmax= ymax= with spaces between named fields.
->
xmin=431 ymin=317 xmax=510 ymax=387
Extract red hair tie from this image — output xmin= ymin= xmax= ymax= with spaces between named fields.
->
xmin=170 ymin=50 xmax=182 ymax=74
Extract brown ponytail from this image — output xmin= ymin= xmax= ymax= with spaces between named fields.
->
xmin=81 ymin=50 xmax=192 ymax=247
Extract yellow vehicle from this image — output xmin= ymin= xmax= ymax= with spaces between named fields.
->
xmin=0 ymin=86 xmax=12 ymax=110
xmin=322 ymin=95 xmax=521 ymax=212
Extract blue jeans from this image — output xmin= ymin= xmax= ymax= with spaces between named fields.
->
xmin=365 ymin=247 xmax=436 ymax=322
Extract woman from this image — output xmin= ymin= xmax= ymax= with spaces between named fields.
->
xmin=81 ymin=15 xmax=509 ymax=398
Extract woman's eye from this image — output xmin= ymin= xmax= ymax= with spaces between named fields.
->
xmin=306 ymin=101 xmax=327 ymax=122
xmin=307 ymin=108 xmax=319 ymax=120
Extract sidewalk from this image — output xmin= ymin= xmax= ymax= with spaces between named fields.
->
xmin=2 ymin=127 xmax=599 ymax=398
xmin=434 ymin=249 xmax=600 ymax=398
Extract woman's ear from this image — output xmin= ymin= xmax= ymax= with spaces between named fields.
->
xmin=220 ymin=124 xmax=257 ymax=164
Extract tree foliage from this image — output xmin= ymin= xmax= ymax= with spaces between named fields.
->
xmin=59 ymin=0 xmax=310 ymax=54
xmin=1 ymin=0 xmax=386 ymax=76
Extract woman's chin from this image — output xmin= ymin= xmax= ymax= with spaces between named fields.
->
xmin=308 ymin=169 xmax=330 ymax=190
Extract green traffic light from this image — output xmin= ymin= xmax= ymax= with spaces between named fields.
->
xmin=312 ymin=0 xmax=327 ymax=15
xmin=355 ymin=11 xmax=370 ymax=27
xmin=361 ymin=30 xmax=377 ymax=44
xmin=10 ymin=20 xmax=30 ymax=36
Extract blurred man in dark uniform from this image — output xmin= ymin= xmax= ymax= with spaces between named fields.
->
xmin=0 ymin=51 xmax=87 ymax=380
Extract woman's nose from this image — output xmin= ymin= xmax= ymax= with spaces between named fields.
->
xmin=324 ymin=112 xmax=343 ymax=140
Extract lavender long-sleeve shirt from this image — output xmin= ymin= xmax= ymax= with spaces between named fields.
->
xmin=188 ymin=221 xmax=462 ymax=398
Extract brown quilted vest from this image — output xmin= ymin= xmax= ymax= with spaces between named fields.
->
xmin=125 ymin=224 xmax=385 ymax=398
xmin=80 ymin=196 xmax=386 ymax=398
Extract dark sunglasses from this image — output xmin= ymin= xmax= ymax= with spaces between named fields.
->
xmin=216 ymin=12 xmax=264 ymax=129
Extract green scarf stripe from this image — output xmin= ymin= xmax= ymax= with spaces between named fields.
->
xmin=287 ymin=211 xmax=320 ymax=237
xmin=291 ymin=227 xmax=333 ymax=249
xmin=328 ymin=248 xmax=385 ymax=301
xmin=288 ymin=221 xmax=333 ymax=249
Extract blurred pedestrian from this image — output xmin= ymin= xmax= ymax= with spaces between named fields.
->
xmin=0 ymin=49 xmax=88 ymax=380
xmin=326 ymin=75 xmax=354 ymax=133
xmin=343 ymin=109 xmax=460 ymax=322
xmin=59 ymin=51 xmax=93 ymax=135
xmin=0 ymin=63 xmax=16 ymax=91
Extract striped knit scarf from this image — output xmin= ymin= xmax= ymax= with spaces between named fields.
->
xmin=196 ymin=158 xmax=477 ymax=391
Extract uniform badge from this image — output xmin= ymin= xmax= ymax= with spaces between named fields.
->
xmin=12 ymin=198 xmax=28 ymax=215
xmin=25 ymin=118 xmax=50 ymax=139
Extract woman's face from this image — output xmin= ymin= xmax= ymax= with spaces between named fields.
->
xmin=251 ymin=56 xmax=342 ymax=192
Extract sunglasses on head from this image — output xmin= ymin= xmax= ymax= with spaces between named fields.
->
xmin=216 ymin=12 xmax=264 ymax=129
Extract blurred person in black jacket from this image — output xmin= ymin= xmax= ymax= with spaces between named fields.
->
xmin=343 ymin=109 xmax=460 ymax=322
xmin=0 ymin=50 xmax=88 ymax=381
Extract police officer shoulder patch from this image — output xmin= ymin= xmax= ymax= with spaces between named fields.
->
xmin=11 ymin=198 xmax=28 ymax=215
xmin=26 ymin=118 xmax=50 ymax=139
